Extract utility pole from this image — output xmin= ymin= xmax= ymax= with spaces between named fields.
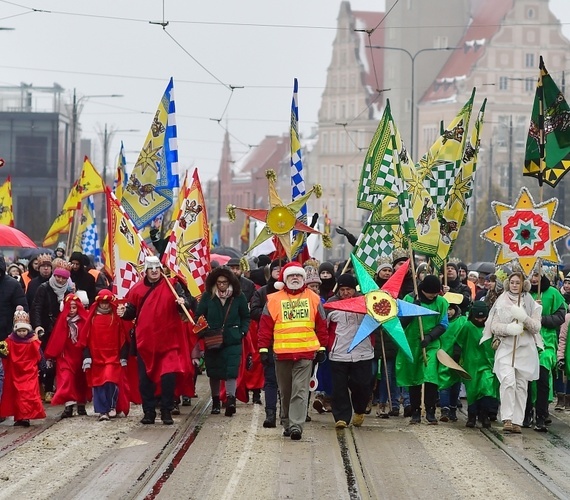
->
xmin=508 ymin=115 xmax=513 ymax=203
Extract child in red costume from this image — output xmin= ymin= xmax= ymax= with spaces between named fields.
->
xmin=0 ymin=306 xmax=46 ymax=426
xmin=45 ymin=294 xmax=90 ymax=418
xmin=81 ymin=290 xmax=129 ymax=421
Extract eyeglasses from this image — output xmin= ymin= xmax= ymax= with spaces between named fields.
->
xmin=217 ymin=280 xmax=229 ymax=285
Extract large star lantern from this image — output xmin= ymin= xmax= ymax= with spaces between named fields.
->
xmin=481 ymin=187 xmax=570 ymax=276
xmin=227 ymin=169 xmax=331 ymax=259
xmin=324 ymin=255 xmax=439 ymax=361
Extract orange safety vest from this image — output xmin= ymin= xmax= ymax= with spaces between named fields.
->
xmin=21 ymin=271 xmax=31 ymax=291
xmin=267 ymin=290 xmax=321 ymax=355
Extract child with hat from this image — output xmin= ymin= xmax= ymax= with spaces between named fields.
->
xmin=0 ymin=306 xmax=46 ymax=426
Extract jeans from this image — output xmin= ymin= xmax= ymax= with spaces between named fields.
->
xmin=439 ymin=381 xmax=461 ymax=409
xmin=137 ymin=355 xmax=176 ymax=415
xmin=554 ymin=368 xmax=570 ymax=394
xmin=378 ymin=358 xmax=400 ymax=410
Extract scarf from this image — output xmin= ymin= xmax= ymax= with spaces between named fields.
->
xmin=67 ymin=314 xmax=81 ymax=344
xmin=215 ymin=284 xmax=233 ymax=305
xmin=48 ymin=275 xmax=68 ymax=302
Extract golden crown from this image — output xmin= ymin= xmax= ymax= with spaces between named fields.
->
xmin=52 ymin=258 xmax=71 ymax=271
xmin=37 ymin=253 xmax=52 ymax=266
xmin=448 ymin=257 xmax=461 ymax=265
xmin=391 ymin=248 xmax=408 ymax=262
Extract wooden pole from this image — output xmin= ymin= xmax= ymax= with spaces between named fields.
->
xmin=380 ymin=331 xmax=392 ymax=412
xmin=161 ymin=272 xmax=195 ymax=325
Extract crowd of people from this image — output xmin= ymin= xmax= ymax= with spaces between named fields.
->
xmin=1 ymin=240 xmax=569 ymax=442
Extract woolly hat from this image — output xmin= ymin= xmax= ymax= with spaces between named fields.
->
xmin=270 ymin=258 xmax=287 ymax=273
xmin=419 ymin=274 xmax=441 ymax=294
xmin=53 ymin=267 xmax=71 ymax=279
xmin=144 ymin=255 xmax=162 ymax=271
xmin=257 ymin=254 xmax=271 ymax=268
xmin=446 ymin=262 xmax=458 ymax=273
xmin=457 ymin=262 xmax=468 ymax=273
xmin=69 ymin=251 xmax=84 ymax=263
xmin=468 ymin=270 xmax=479 ymax=279
xmin=337 ymin=273 xmax=357 ymax=290
xmin=318 ymin=262 xmax=335 ymax=276
xmin=470 ymin=300 xmax=489 ymax=319
xmin=274 ymin=262 xmax=306 ymax=290
xmin=304 ymin=266 xmax=321 ymax=285
xmin=13 ymin=305 xmax=32 ymax=332
xmin=376 ymin=256 xmax=393 ymax=272
xmin=37 ymin=253 xmax=53 ymax=267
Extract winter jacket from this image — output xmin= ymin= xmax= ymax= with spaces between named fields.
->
xmin=0 ymin=272 xmax=28 ymax=341
xmin=30 ymin=282 xmax=62 ymax=339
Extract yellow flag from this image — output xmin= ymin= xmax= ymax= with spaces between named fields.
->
xmin=63 ymin=157 xmax=105 ymax=210
xmin=0 ymin=177 xmax=14 ymax=226
xmin=162 ymin=168 xmax=211 ymax=297
xmin=43 ymin=184 xmax=79 ymax=246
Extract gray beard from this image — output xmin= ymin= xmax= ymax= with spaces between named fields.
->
xmin=286 ymin=280 xmax=303 ymax=290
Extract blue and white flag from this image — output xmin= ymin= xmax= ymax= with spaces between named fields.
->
xmin=79 ymin=196 xmax=101 ymax=263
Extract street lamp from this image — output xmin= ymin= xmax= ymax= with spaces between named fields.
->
xmin=69 ymin=89 xmax=123 ymax=188
xmin=367 ymin=45 xmax=459 ymax=159
xmin=99 ymin=124 xmax=139 ymax=185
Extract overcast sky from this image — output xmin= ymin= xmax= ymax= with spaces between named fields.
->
xmin=1 ymin=0 xmax=569 ymax=184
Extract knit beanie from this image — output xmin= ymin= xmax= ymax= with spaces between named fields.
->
xmin=470 ymin=300 xmax=489 ymax=319
xmin=337 ymin=273 xmax=357 ymax=290
xmin=270 ymin=258 xmax=287 ymax=274
xmin=304 ymin=266 xmax=322 ymax=285
xmin=13 ymin=305 xmax=32 ymax=332
xmin=318 ymin=262 xmax=335 ymax=276
xmin=419 ymin=274 xmax=441 ymax=294
xmin=53 ymin=267 xmax=71 ymax=279
xmin=446 ymin=262 xmax=458 ymax=273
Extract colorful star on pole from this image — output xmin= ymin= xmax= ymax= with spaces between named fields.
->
xmin=324 ymin=255 xmax=439 ymax=360
xmin=481 ymin=186 xmax=570 ymax=276
xmin=227 ymin=169 xmax=331 ymax=259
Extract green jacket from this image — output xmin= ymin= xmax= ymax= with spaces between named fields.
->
xmin=438 ymin=315 xmax=467 ymax=389
xmin=196 ymin=291 xmax=250 ymax=380
xmin=457 ymin=320 xmax=499 ymax=405
xmin=396 ymin=294 xmax=449 ymax=386
xmin=531 ymin=285 xmax=566 ymax=370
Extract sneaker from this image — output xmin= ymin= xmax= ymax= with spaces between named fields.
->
xmin=511 ymin=424 xmax=522 ymax=434
xmin=522 ymin=408 xmax=534 ymax=428
xmin=466 ymin=414 xmax=477 ymax=428
xmin=181 ymin=396 xmax=192 ymax=407
xmin=44 ymin=392 xmax=54 ymax=403
xmin=140 ymin=412 xmax=156 ymax=424
xmin=352 ymin=414 xmax=365 ymax=427
xmin=99 ymin=413 xmax=110 ymax=421
xmin=503 ymin=420 xmax=513 ymax=433
xmin=403 ymin=405 xmax=413 ymax=418
xmin=283 ymin=427 xmax=292 ymax=437
xmin=108 ymin=408 xmax=117 ymax=418
xmin=312 ymin=398 xmax=325 ymax=414
xmin=14 ymin=419 xmax=30 ymax=427
xmin=335 ymin=420 xmax=348 ymax=429
xmin=388 ymin=408 xmax=400 ymax=417
xmin=409 ymin=409 xmax=421 ymax=424
xmin=534 ymin=415 xmax=547 ymax=432
xmin=77 ymin=405 xmax=87 ymax=416
xmin=376 ymin=403 xmax=389 ymax=419
xmin=449 ymin=407 xmax=458 ymax=422
xmin=171 ymin=403 xmax=180 ymax=416
xmin=290 ymin=429 xmax=302 ymax=440
xmin=439 ymin=407 xmax=450 ymax=423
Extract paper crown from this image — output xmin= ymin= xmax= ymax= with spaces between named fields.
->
xmin=391 ymin=248 xmax=408 ymax=265
xmin=303 ymin=258 xmax=320 ymax=270
xmin=448 ymin=257 xmax=461 ymax=265
xmin=376 ymin=255 xmax=393 ymax=271
xmin=52 ymin=258 xmax=71 ymax=271
xmin=37 ymin=253 xmax=53 ymax=266
xmin=13 ymin=305 xmax=31 ymax=332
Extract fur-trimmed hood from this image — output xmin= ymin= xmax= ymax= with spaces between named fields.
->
xmin=205 ymin=266 xmax=242 ymax=297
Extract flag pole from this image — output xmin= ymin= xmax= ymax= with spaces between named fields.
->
xmin=161 ymin=272 xmax=195 ymax=325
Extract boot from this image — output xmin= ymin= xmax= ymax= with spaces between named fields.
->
xmin=263 ymin=409 xmax=277 ymax=428
xmin=225 ymin=395 xmax=236 ymax=417
xmin=60 ymin=405 xmax=74 ymax=419
xmin=252 ymin=389 xmax=262 ymax=405
xmin=555 ymin=393 xmax=566 ymax=411
xmin=534 ymin=414 xmax=547 ymax=432
xmin=211 ymin=396 xmax=221 ymax=415
xmin=161 ymin=408 xmax=174 ymax=425
xmin=466 ymin=412 xmax=477 ymax=428
xmin=449 ymin=407 xmax=458 ymax=422
xmin=439 ymin=407 xmax=450 ymax=423
xmin=77 ymin=405 xmax=87 ymax=416
xmin=140 ymin=411 xmax=156 ymax=424
xmin=425 ymin=407 xmax=438 ymax=425
xmin=409 ymin=408 xmax=421 ymax=424
xmin=522 ymin=407 xmax=534 ymax=428
xmin=479 ymin=409 xmax=491 ymax=429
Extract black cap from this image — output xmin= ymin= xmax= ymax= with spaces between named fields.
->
xmin=471 ymin=300 xmax=489 ymax=318
xmin=227 ymin=258 xmax=240 ymax=267
xmin=337 ymin=273 xmax=357 ymax=289
xmin=420 ymin=275 xmax=441 ymax=294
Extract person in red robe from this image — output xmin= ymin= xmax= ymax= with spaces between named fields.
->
xmin=81 ymin=290 xmax=129 ymax=421
xmin=0 ymin=306 xmax=46 ymax=426
xmin=44 ymin=293 xmax=90 ymax=418
xmin=118 ymin=256 xmax=193 ymax=425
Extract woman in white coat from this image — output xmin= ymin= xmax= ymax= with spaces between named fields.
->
xmin=481 ymin=272 xmax=542 ymax=433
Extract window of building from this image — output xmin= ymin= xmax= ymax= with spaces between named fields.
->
xmin=404 ymin=98 xmax=411 ymax=113
xmin=525 ymin=77 xmax=535 ymax=92
xmin=321 ymin=132 xmax=328 ymax=154
xmin=515 ymin=115 xmax=527 ymax=149
xmin=340 ymin=50 xmax=347 ymax=65
xmin=331 ymin=103 xmax=337 ymax=120
xmin=499 ymin=77 xmax=509 ymax=91
xmin=330 ymin=132 xmax=337 ymax=154
xmin=433 ymin=36 xmax=448 ymax=49
xmin=350 ymin=74 xmax=356 ymax=88
xmin=526 ymin=8 xmax=535 ymax=19
xmin=341 ymin=102 xmax=346 ymax=119
xmin=321 ymin=165 xmax=328 ymax=187
xmin=15 ymin=135 xmax=48 ymax=176
xmin=349 ymin=101 xmax=355 ymax=119
xmin=525 ymin=53 xmax=535 ymax=68
xmin=339 ymin=133 xmax=346 ymax=153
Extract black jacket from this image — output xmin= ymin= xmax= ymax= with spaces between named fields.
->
xmin=0 ymin=273 xmax=28 ymax=341
xmin=30 ymin=281 xmax=62 ymax=338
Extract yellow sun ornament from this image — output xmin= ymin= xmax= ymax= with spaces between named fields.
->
xmin=227 ymin=169 xmax=331 ymax=259
xmin=481 ymin=187 xmax=570 ymax=276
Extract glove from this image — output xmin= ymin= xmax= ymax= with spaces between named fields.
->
xmin=420 ymin=334 xmax=432 ymax=349
xmin=120 ymin=359 xmax=128 ymax=367
xmin=35 ymin=327 xmax=45 ymax=338
xmin=510 ymin=305 xmax=528 ymax=322
xmin=192 ymin=358 xmax=201 ymax=368
xmin=82 ymin=358 xmax=92 ymax=371
xmin=45 ymin=359 xmax=54 ymax=369
xmin=505 ymin=323 xmax=523 ymax=336
xmin=557 ymin=359 xmax=566 ymax=371
xmin=335 ymin=226 xmax=349 ymax=237
xmin=260 ymin=351 xmax=271 ymax=367
xmin=246 ymin=354 xmax=253 ymax=371
xmin=315 ymin=349 xmax=327 ymax=364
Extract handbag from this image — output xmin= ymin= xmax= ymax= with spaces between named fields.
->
xmin=200 ymin=298 xmax=233 ymax=352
